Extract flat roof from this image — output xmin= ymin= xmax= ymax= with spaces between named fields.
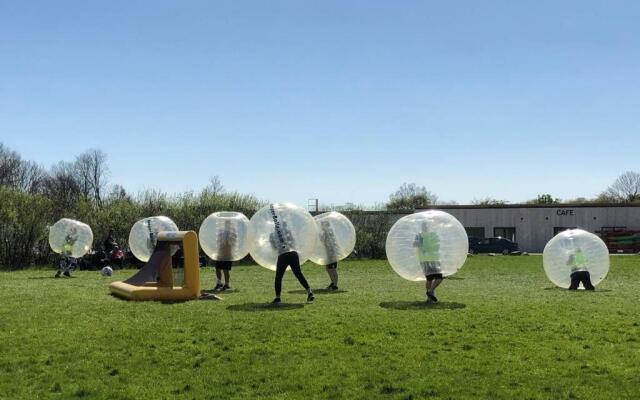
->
xmin=417 ymin=203 xmax=640 ymax=210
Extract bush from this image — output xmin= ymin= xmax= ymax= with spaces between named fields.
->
xmin=0 ymin=187 xmax=264 ymax=270
xmin=0 ymin=188 xmax=55 ymax=268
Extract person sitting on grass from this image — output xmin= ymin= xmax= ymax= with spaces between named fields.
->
xmin=55 ymin=227 xmax=79 ymax=278
xmin=214 ymin=220 xmax=237 ymax=292
xmin=413 ymin=222 xmax=443 ymax=303
xmin=567 ymin=248 xmax=595 ymax=290
xmin=270 ymin=218 xmax=314 ymax=305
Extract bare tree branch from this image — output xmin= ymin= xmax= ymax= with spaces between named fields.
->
xmin=606 ymin=171 xmax=640 ymax=203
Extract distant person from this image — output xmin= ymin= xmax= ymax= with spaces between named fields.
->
xmin=269 ymin=218 xmax=314 ymax=304
xmin=214 ymin=220 xmax=237 ymax=291
xmin=567 ymin=248 xmax=595 ymax=290
xmin=413 ymin=222 xmax=443 ymax=303
xmin=103 ymin=229 xmax=117 ymax=253
xmin=55 ymin=226 xmax=79 ymax=278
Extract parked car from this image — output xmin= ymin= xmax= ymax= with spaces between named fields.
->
xmin=468 ymin=237 xmax=519 ymax=254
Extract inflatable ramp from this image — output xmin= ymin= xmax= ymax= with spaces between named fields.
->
xmin=109 ymin=231 xmax=200 ymax=301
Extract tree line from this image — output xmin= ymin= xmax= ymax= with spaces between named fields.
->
xmin=0 ymin=143 xmax=393 ymax=269
xmin=1 ymin=142 xmax=638 ymax=268
xmin=383 ymin=173 xmax=640 ymax=210
xmin=0 ymin=144 xmax=263 ymax=269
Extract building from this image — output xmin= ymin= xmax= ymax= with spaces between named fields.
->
xmin=419 ymin=203 xmax=640 ymax=253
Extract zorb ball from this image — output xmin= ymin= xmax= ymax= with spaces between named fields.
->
xmin=543 ymin=229 xmax=609 ymax=289
xmin=101 ymin=266 xmax=113 ymax=277
xmin=248 ymin=203 xmax=317 ymax=271
xmin=199 ymin=211 xmax=250 ymax=261
xmin=309 ymin=212 xmax=356 ymax=265
xmin=385 ymin=210 xmax=468 ymax=281
xmin=128 ymin=216 xmax=179 ymax=262
xmin=49 ymin=218 xmax=93 ymax=258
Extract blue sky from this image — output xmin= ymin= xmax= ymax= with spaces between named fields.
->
xmin=1 ymin=1 xmax=639 ymax=207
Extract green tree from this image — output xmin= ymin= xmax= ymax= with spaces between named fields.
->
xmin=471 ymin=197 xmax=508 ymax=206
xmin=386 ymin=183 xmax=438 ymax=210
xmin=528 ymin=194 xmax=560 ymax=204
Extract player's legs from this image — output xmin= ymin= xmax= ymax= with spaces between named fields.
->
xmin=568 ymin=272 xmax=580 ymax=290
xmin=325 ymin=262 xmax=338 ymax=289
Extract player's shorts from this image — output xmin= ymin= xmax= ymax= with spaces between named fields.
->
xmin=421 ymin=261 xmax=442 ymax=277
xmin=215 ymin=261 xmax=233 ymax=270
xmin=426 ymin=273 xmax=443 ymax=281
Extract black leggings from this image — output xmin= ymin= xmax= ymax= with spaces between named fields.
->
xmin=275 ymin=251 xmax=310 ymax=297
xmin=569 ymin=271 xmax=595 ymax=290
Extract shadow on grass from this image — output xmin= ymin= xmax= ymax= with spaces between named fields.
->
xmin=445 ymin=276 xmax=465 ymax=280
xmin=227 ymin=302 xmax=304 ymax=312
xmin=199 ymin=292 xmax=223 ymax=301
xmin=543 ymin=287 xmax=613 ymax=293
xmin=106 ymin=294 xmax=196 ymax=304
xmin=201 ymin=288 xmax=240 ymax=294
xmin=28 ymin=276 xmax=76 ymax=280
xmin=288 ymin=289 xmax=348 ymax=295
xmin=379 ymin=301 xmax=466 ymax=311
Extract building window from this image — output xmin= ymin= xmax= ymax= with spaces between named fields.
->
xmin=494 ymin=227 xmax=516 ymax=242
xmin=554 ymin=227 xmax=576 ymax=235
xmin=465 ymin=227 xmax=485 ymax=239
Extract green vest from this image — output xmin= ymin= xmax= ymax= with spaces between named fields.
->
xmin=62 ymin=243 xmax=73 ymax=255
xmin=568 ymin=251 xmax=587 ymax=272
xmin=62 ymin=234 xmax=77 ymax=256
xmin=418 ymin=232 xmax=440 ymax=262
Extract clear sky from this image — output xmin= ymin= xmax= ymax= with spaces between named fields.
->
xmin=1 ymin=1 xmax=639 ymax=207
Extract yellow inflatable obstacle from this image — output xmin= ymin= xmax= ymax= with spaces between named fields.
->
xmin=109 ymin=231 xmax=200 ymax=301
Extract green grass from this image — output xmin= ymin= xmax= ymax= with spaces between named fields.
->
xmin=1 ymin=256 xmax=639 ymax=399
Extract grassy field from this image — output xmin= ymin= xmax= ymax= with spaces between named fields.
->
xmin=0 ymin=256 xmax=639 ymax=399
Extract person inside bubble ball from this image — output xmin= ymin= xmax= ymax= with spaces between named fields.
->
xmin=319 ymin=219 xmax=340 ymax=290
xmin=413 ymin=221 xmax=443 ymax=303
xmin=55 ymin=226 xmax=79 ymax=278
xmin=213 ymin=220 xmax=237 ymax=292
xmin=269 ymin=219 xmax=314 ymax=304
xmin=567 ymin=247 xmax=595 ymax=290
xmin=145 ymin=219 xmax=156 ymax=253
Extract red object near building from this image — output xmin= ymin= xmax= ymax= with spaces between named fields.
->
xmin=596 ymin=227 xmax=640 ymax=253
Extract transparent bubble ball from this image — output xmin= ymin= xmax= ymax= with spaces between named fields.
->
xmin=128 ymin=216 xmax=179 ymax=262
xmin=309 ymin=212 xmax=356 ymax=265
xmin=199 ymin=211 xmax=250 ymax=261
xmin=385 ymin=210 xmax=468 ymax=281
xmin=543 ymin=229 xmax=609 ymax=289
xmin=248 ymin=203 xmax=317 ymax=271
xmin=49 ymin=218 xmax=94 ymax=258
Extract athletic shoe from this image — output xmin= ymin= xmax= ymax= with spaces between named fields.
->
xmin=271 ymin=297 xmax=281 ymax=305
xmin=221 ymin=284 xmax=231 ymax=291
xmin=54 ymin=272 xmax=61 ymax=278
xmin=307 ymin=292 xmax=315 ymax=303
xmin=326 ymin=283 xmax=338 ymax=291
xmin=63 ymin=271 xmax=71 ymax=278
xmin=427 ymin=291 xmax=438 ymax=302
xmin=213 ymin=283 xmax=224 ymax=291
